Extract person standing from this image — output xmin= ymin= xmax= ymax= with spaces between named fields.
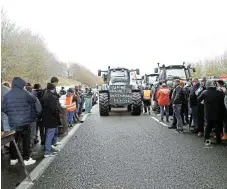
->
xmin=142 ymin=86 xmax=152 ymax=114
xmin=3 ymin=77 xmax=37 ymax=166
xmin=25 ymin=83 xmax=42 ymax=152
xmin=40 ymin=83 xmax=61 ymax=157
xmin=65 ymin=88 xmax=77 ymax=127
xmin=1 ymin=80 xmax=10 ymax=131
xmin=156 ymin=83 xmax=170 ymax=122
xmin=217 ymin=80 xmax=227 ymax=140
xmin=33 ymin=83 xmax=45 ymax=145
xmin=171 ymin=80 xmax=184 ymax=133
xmin=59 ymin=87 xmax=66 ymax=96
xmin=78 ymin=85 xmax=84 ymax=117
xmin=189 ymin=78 xmax=200 ymax=133
xmin=84 ymin=87 xmax=93 ymax=113
xmin=196 ymin=77 xmax=206 ymax=136
xmin=198 ymin=80 xmax=224 ymax=146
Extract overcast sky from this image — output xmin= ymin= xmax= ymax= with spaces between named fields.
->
xmin=2 ymin=0 xmax=227 ymax=75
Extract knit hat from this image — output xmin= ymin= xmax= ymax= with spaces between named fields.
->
xmin=67 ymin=88 xmax=74 ymax=93
xmin=47 ymin=83 xmax=55 ymax=90
xmin=205 ymin=80 xmax=215 ymax=88
xmin=201 ymin=77 xmax=207 ymax=82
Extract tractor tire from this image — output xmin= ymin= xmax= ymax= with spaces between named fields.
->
xmin=131 ymin=92 xmax=142 ymax=116
xmin=99 ymin=93 xmax=109 ymax=116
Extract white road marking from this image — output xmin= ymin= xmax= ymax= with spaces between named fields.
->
xmin=151 ymin=116 xmax=168 ymax=127
xmin=16 ymin=113 xmax=90 ymax=189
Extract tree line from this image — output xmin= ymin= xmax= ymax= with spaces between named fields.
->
xmin=1 ymin=10 xmax=103 ymax=87
xmin=192 ymin=51 xmax=227 ymax=78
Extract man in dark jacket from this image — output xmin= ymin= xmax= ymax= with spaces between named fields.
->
xmin=3 ymin=77 xmax=37 ymax=166
xmin=25 ymin=83 xmax=42 ymax=151
xmin=189 ymin=78 xmax=200 ymax=133
xmin=198 ymin=80 xmax=224 ymax=146
xmin=196 ymin=77 xmax=206 ymax=136
xmin=171 ymin=79 xmax=184 ymax=133
xmin=33 ymin=83 xmax=45 ymax=144
xmin=40 ymin=83 xmax=61 ymax=157
xmin=78 ymin=85 xmax=84 ymax=116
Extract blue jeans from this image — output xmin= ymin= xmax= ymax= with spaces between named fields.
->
xmin=85 ymin=97 xmax=92 ymax=113
xmin=52 ymin=127 xmax=58 ymax=145
xmin=67 ymin=111 xmax=74 ymax=125
xmin=191 ymin=105 xmax=198 ymax=130
xmin=76 ymin=104 xmax=80 ymax=113
xmin=45 ymin=128 xmax=56 ymax=153
xmin=1 ymin=112 xmax=10 ymax=131
xmin=160 ymin=105 xmax=169 ymax=119
xmin=173 ymin=104 xmax=183 ymax=130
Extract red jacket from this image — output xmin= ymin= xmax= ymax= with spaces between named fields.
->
xmin=157 ymin=87 xmax=171 ymax=106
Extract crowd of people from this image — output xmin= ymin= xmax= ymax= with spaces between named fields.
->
xmin=142 ymin=78 xmax=227 ymax=147
xmin=1 ymin=76 xmax=94 ymax=166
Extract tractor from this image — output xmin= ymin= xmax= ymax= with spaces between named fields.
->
xmin=141 ymin=73 xmax=159 ymax=89
xmin=152 ymin=62 xmax=196 ymax=114
xmin=98 ymin=66 xmax=142 ymax=116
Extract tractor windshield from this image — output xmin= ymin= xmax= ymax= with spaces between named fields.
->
xmin=110 ymin=69 xmax=129 ymax=84
xmin=110 ymin=70 xmax=128 ymax=77
xmin=148 ymin=76 xmax=157 ymax=84
xmin=160 ymin=68 xmax=186 ymax=80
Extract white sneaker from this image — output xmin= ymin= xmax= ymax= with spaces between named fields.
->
xmin=51 ymin=145 xmax=60 ymax=152
xmin=24 ymin=157 xmax=36 ymax=166
xmin=54 ymin=142 xmax=61 ymax=146
xmin=10 ymin=159 xmax=18 ymax=166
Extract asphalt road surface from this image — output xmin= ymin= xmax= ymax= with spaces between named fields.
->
xmin=32 ymin=105 xmax=227 ymax=189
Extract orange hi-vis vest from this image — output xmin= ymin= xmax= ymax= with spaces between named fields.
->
xmin=65 ymin=95 xmax=76 ymax=112
xmin=143 ymin=90 xmax=151 ymax=100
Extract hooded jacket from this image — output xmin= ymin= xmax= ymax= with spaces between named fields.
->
xmin=198 ymin=87 xmax=224 ymax=121
xmin=40 ymin=90 xmax=60 ymax=128
xmin=3 ymin=77 xmax=36 ymax=130
xmin=157 ymin=86 xmax=170 ymax=106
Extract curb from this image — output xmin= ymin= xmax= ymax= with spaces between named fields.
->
xmin=16 ymin=113 xmax=90 ymax=189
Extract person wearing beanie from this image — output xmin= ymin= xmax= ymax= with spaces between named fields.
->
xmin=3 ymin=77 xmax=37 ymax=166
xmin=65 ymin=88 xmax=77 ymax=127
xmin=195 ymin=77 xmax=206 ymax=137
xmin=198 ymin=80 xmax=223 ymax=146
xmin=156 ymin=83 xmax=170 ymax=122
xmin=40 ymin=83 xmax=61 ymax=157
xmin=171 ymin=79 xmax=185 ymax=133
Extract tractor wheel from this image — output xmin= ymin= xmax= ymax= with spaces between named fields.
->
xmin=99 ymin=93 xmax=109 ymax=116
xmin=127 ymin=105 xmax=132 ymax=112
xmin=131 ymin=92 xmax=142 ymax=116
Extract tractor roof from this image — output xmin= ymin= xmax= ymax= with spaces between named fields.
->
xmin=109 ymin=67 xmax=129 ymax=71
xmin=160 ymin=65 xmax=186 ymax=69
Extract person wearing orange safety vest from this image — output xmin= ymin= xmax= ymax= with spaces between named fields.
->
xmin=142 ymin=86 xmax=152 ymax=114
xmin=65 ymin=88 xmax=77 ymax=127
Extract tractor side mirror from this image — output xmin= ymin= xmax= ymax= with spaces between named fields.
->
xmin=98 ymin=69 xmax=101 ymax=76
xmin=136 ymin=69 xmax=140 ymax=75
xmin=154 ymin=68 xmax=158 ymax=73
xmin=192 ymin=68 xmax=196 ymax=72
